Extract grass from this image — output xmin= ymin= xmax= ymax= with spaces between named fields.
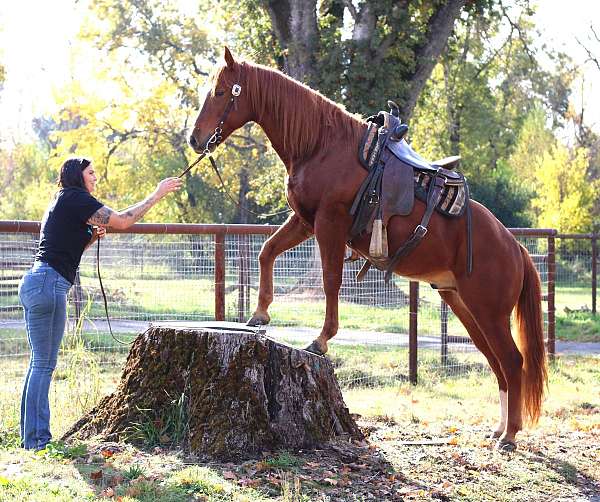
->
xmin=0 ymin=354 xmax=598 ymax=501
xmin=556 ymin=310 xmax=600 ymax=342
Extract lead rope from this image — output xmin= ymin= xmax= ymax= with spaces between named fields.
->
xmin=97 ymin=238 xmax=129 ymax=345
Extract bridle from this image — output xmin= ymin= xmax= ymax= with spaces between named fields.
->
xmin=177 ymin=82 xmax=242 ymax=179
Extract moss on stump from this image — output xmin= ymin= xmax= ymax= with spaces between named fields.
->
xmin=62 ymin=322 xmax=362 ymax=459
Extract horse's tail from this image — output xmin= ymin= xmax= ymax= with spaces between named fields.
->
xmin=515 ymin=244 xmax=548 ymax=426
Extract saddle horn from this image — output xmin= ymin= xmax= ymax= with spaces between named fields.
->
xmin=390 ymin=124 xmax=409 ymax=142
xmin=387 ymin=100 xmax=400 ymax=118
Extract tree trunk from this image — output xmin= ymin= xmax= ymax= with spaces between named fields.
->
xmin=62 ymin=322 xmax=362 ymax=460
xmin=264 ymin=0 xmax=319 ymax=84
xmin=402 ymin=0 xmax=466 ymax=121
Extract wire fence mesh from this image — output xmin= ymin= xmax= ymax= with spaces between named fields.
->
xmin=2 ymin=222 xmax=586 ymax=429
xmin=554 ymin=235 xmax=597 ymax=313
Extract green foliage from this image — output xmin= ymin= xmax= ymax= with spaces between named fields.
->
xmin=0 ymin=426 xmax=20 ymax=449
xmin=0 ymin=0 xmax=594 ymax=232
xmin=408 ymin=5 xmax=590 ymax=229
xmin=125 ymin=392 xmax=189 ymax=447
xmin=0 ymin=142 xmax=55 ymax=220
xmin=532 ymin=144 xmax=598 ymax=232
xmin=264 ymin=451 xmax=304 ymax=470
xmin=39 ymin=441 xmax=88 ymax=459
xmin=468 ymin=163 xmax=533 ymax=227
xmin=123 ymin=464 xmax=146 ymax=480
xmin=556 ymin=311 xmax=600 ymax=343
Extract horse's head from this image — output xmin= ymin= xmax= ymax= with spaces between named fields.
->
xmin=189 ymin=47 xmax=250 ymax=154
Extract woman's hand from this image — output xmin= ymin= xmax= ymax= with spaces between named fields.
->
xmin=85 ymin=226 xmax=107 ymax=251
xmin=93 ymin=226 xmax=107 ymax=240
xmin=155 ymin=177 xmax=184 ymax=199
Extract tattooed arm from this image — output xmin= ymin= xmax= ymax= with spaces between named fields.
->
xmin=87 ymin=177 xmax=183 ymax=230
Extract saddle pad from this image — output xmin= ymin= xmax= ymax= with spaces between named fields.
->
xmin=414 ymin=171 xmax=467 ymax=217
xmin=359 ymin=121 xmax=380 ymax=169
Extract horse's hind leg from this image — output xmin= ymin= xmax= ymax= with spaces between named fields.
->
xmin=247 ymin=214 xmax=312 ymax=326
xmin=460 ymin=294 xmax=524 ymax=450
xmin=439 ymin=291 xmax=508 ymax=439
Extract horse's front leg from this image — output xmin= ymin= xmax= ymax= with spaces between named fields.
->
xmin=247 ymin=213 xmax=313 ymax=326
xmin=305 ymin=212 xmax=348 ymax=355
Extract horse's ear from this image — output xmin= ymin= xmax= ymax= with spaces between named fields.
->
xmin=224 ymin=47 xmax=235 ymax=68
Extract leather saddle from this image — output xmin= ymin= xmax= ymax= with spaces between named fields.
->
xmin=349 ymin=102 xmax=472 ymax=282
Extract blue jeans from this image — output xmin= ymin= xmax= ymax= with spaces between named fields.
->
xmin=18 ymin=261 xmax=71 ymax=450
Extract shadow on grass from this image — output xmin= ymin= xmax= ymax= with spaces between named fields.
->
xmin=64 ymin=437 xmax=424 ymax=501
xmin=522 ymin=449 xmax=598 ymax=497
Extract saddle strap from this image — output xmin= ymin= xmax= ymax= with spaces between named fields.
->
xmin=465 ymin=182 xmax=473 ymax=275
xmin=349 ymin=162 xmax=384 ymax=239
xmin=384 ymin=172 xmax=446 ymax=283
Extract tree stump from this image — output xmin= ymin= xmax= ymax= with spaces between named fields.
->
xmin=62 ymin=322 xmax=363 ymax=460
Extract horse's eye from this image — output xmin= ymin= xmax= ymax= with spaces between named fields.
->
xmin=215 ymin=90 xmax=225 ymax=97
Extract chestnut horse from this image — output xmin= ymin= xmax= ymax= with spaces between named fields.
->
xmin=189 ymin=48 xmax=547 ymax=450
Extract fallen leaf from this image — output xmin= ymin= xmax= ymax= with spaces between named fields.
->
xmin=322 ymin=477 xmax=337 ymax=486
xmin=90 ymin=470 xmax=103 ymax=481
xmin=222 ymin=470 xmax=236 ymax=480
xmin=100 ymin=449 xmax=114 ymax=459
xmin=100 ymin=486 xmax=115 ymax=497
xmin=108 ymin=474 xmax=125 ymax=486
xmin=238 ymin=478 xmax=261 ymax=487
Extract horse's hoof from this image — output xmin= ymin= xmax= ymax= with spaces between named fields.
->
xmin=487 ymin=430 xmax=502 ymax=439
xmin=246 ymin=313 xmax=270 ymax=327
xmin=304 ymin=341 xmax=326 ymax=356
xmin=496 ymin=439 xmax=517 ymax=452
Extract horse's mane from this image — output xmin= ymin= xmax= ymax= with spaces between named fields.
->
xmin=215 ymin=61 xmax=364 ymax=161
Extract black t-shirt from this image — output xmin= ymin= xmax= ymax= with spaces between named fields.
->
xmin=36 ymin=188 xmax=104 ymax=284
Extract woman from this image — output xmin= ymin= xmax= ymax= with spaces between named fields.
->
xmin=19 ymin=157 xmax=182 ymax=450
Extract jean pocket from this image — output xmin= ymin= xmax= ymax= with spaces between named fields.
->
xmin=18 ymin=271 xmax=48 ymax=305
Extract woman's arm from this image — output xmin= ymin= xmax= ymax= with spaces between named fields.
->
xmin=87 ymin=177 xmax=183 ymax=230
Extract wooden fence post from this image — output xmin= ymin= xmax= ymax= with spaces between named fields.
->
xmin=409 ymin=281 xmax=419 ymax=385
xmin=547 ymin=235 xmax=556 ymax=360
xmin=592 ymin=234 xmax=597 ymax=315
xmin=215 ymin=232 xmax=225 ymax=321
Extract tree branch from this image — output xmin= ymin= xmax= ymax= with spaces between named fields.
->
xmin=499 ymin=1 xmax=536 ymax=67
xmin=402 ymin=0 xmax=466 ymax=120
xmin=341 ymin=0 xmax=356 ymax=21
xmin=576 ymin=36 xmax=600 ymax=72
